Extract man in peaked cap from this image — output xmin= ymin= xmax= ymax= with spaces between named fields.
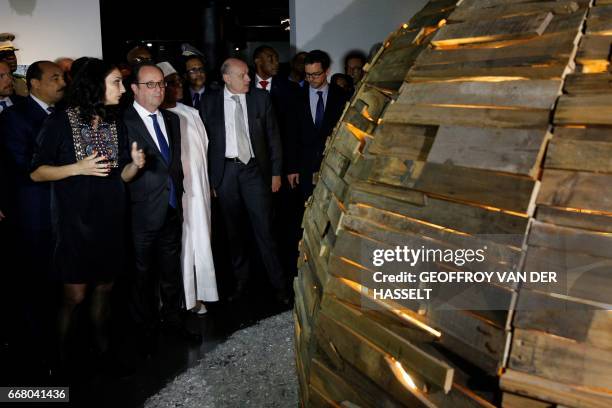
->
xmin=0 ymin=33 xmax=28 ymax=96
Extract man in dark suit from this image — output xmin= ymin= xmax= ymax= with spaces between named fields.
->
xmin=182 ymin=55 xmax=207 ymax=110
xmin=123 ymin=62 xmax=201 ymax=346
xmin=286 ymin=50 xmax=349 ymax=201
xmin=251 ymin=45 xmax=302 ymax=280
xmin=0 ymin=60 xmax=65 ymax=378
xmin=200 ymin=57 xmax=288 ymax=304
xmin=0 ymin=61 xmax=26 ymax=113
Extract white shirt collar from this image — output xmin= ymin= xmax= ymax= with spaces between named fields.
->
xmin=133 ymin=100 xmax=160 ymax=119
xmin=30 ymin=94 xmax=51 ymax=113
xmin=224 ymin=86 xmax=245 ymax=100
xmin=255 ymin=74 xmax=272 ymax=89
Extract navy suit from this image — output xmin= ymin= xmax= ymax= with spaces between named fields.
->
xmin=286 ymin=83 xmax=349 ymax=199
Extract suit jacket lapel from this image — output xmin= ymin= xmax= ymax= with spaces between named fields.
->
xmin=126 ymin=106 xmax=166 ymax=166
xmin=245 ymin=91 xmax=257 ymax=144
xmin=303 ymin=87 xmax=315 ymax=128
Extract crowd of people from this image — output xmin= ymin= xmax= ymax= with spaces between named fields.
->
xmin=0 ymin=33 xmax=364 ymax=381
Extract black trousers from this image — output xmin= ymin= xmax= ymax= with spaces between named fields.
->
xmin=216 ymin=159 xmax=285 ymax=291
xmin=129 ymin=207 xmax=183 ymax=333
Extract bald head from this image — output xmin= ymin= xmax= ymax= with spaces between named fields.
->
xmin=221 ymin=58 xmax=251 ymax=94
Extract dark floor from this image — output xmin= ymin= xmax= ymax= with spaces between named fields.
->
xmin=0 ymin=279 xmax=292 ymax=408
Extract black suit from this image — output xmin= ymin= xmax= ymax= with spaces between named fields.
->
xmin=0 ymin=95 xmax=53 ymax=372
xmin=200 ymin=87 xmax=285 ymax=292
xmin=123 ymin=105 xmax=185 ymax=333
xmin=287 ymin=83 xmax=349 ymax=199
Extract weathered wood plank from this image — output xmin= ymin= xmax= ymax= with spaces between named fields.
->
xmin=501 ymin=368 xmax=612 ymax=408
xmin=321 ymin=295 xmax=455 ymax=392
xmin=563 ymin=73 xmax=612 ymax=94
xmin=449 ymin=1 xmax=578 ymax=22
xmin=407 ymin=63 xmax=571 ymax=81
xmin=384 ymin=103 xmax=551 ymax=128
xmin=575 ymin=35 xmax=612 ymax=67
xmin=309 ymin=358 xmax=374 ymax=408
xmin=347 ymin=181 xmax=530 ymax=238
xmin=413 ymin=162 xmax=539 ymax=214
xmin=509 ymin=328 xmax=612 ymax=389
xmin=555 ymin=94 xmax=612 ymax=125
xmin=367 ymin=123 xmax=436 ymax=161
xmin=554 ymin=126 xmax=612 ymax=142
xmin=537 ymin=169 xmax=612 ymax=213
xmin=431 ymin=12 xmax=553 ymax=47
xmin=523 ymin=246 xmax=612 ymax=305
xmin=502 ymin=392 xmax=554 ymax=408
xmin=536 ymin=205 xmax=612 ymax=233
xmin=529 ymin=219 xmax=612 ymax=259
xmin=514 ymin=289 xmax=612 ymax=351
xmin=546 ymin=137 xmax=612 ymax=173
xmin=396 ymin=80 xmax=562 ymax=110
xmin=427 ymin=126 xmax=549 ymax=177
xmin=586 ymin=5 xmax=612 ymax=35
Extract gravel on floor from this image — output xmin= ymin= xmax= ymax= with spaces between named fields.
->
xmin=144 ymin=311 xmax=298 ymax=408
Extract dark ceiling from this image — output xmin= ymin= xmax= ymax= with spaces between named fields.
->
xmin=99 ymin=0 xmax=289 ymax=66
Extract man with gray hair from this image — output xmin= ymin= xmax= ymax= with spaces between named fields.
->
xmin=199 ymin=58 xmax=289 ymax=305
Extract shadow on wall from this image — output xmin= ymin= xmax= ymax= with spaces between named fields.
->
xmin=9 ymin=0 xmax=37 ymax=15
xmin=299 ymin=0 xmax=428 ymax=62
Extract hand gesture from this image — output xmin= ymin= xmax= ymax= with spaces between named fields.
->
xmin=75 ymin=152 xmax=110 ymax=177
xmin=272 ymin=175 xmax=281 ymax=193
xmin=131 ymin=142 xmax=146 ymax=169
xmin=287 ymin=173 xmax=299 ymax=189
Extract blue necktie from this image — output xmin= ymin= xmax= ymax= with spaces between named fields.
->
xmin=0 ymin=101 xmax=7 ymax=111
xmin=193 ymin=93 xmax=201 ymax=109
xmin=149 ymin=114 xmax=177 ymax=209
xmin=314 ymin=91 xmax=324 ymax=130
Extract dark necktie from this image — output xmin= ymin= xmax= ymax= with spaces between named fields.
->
xmin=193 ymin=92 xmax=201 ymax=109
xmin=259 ymin=80 xmax=269 ymax=91
xmin=47 ymin=106 xmax=55 ymax=114
xmin=0 ymin=101 xmax=7 ymax=111
xmin=314 ymin=91 xmax=324 ymax=130
xmin=149 ymin=113 xmax=177 ymax=209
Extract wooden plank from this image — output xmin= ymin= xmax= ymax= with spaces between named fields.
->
xmin=396 ymin=80 xmax=562 ymax=110
xmin=575 ymin=35 xmax=612 ymax=65
xmin=431 ymin=12 xmax=554 ymax=47
xmin=514 ymin=288 xmax=612 ymax=351
xmin=309 ymin=358 xmax=374 ymax=408
xmin=324 ymin=148 xmax=350 ymax=179
xmin=428 ymin=126 xmax=549 ymax=177
xmin=501 ymin=368 xmax=612 ymax=408
xmin=523 ymin=246 xmax=612 ymax=305
xmin=367 ymin=123 xmax=436 ymax=161
xmin=353 ymin=85 xmax=391 ymax=122
xmin=413 ymin=162 xmax=539 ymax=214
xmin=414 ymin=30 xmax=579 ymax=67
xmin=536 ymin=205 xmax=612 ymax=233
xmin=502 ymin=392 xmax=554 ymax=408
xmin=509 ymin=328 xmax=612 ymax=389
xmin=320 ymin=163 xmax=348 ymax=202
xmin=407 ymin=63 xmax=571 ymax=82
xmin=546 ymin=137 xmax=612 ymax=172
xmin=424 ymin=308 xmax=508 ymax=374
xmin=450 ymin=1 xmax=578 ymax=22
xmin=316 ymin=311 xmax=436 ymax=408
xmin=458 ymin=0 xmax=569 ymax=9
xmin=384 ymin=102 xmax=551 ymax=129
xmin=333 ymin=123 xmax=364 ymax=159
xmin=528 ymin=219 xmax=612 ymax=259
xmin=564 ymin=73 xmax=612 ymax=94
xmin=586 ymin=5 xmax=612 ymax=35
xmin=555 ymin=94 xmax=612 ymax=125
xmin=554 ymin=126 xmax=612 ymax=142
xmin=537 ymin=169 xmax=612 ymax=213
xmin=321 ymin=295 xmax=455 ymax=392
xmin=347 ymin=181 xmax=530 ymax=238
xmin=326 ymin=193 xmax=343 ymax=234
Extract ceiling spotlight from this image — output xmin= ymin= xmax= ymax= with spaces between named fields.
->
xmin=235 ymin=47 xmax=239 ymax=51
xmin=146 ymin=43 xmax=153 ymax=47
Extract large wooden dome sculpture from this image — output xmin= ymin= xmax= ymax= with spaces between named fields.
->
xmin=293 ymin=0 xmax=612 ymax=407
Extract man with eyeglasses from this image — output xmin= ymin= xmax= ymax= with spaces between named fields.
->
xmin=0 ymin=61 xmax=25 ymax=114
xmin=0 ymin=33 xmax=28 ymax=97
xmin=122 ymin=62 xmax=202 ymax=355
xmin=182 ymin=56 xmax=209 ymax=110
xmin=286 ymin=49 xmax=349 ymax=201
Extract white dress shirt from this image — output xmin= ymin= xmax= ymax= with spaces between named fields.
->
xmin=30 ymin=94 xmax=53 ymax=114
xmin=133 ymin=101 xmax=169 ymax=151
xmin=223 ymin=86 xmax=253 ymax=159
xmin=309 ymin=83 xmax=328 ymax=124
xmin=255 ymin=74 xmax=272 ymax=92
xmin=0 ymin=96 xmax=12 ymax=113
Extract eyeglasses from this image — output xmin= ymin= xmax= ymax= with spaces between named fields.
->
xmin=187 ymin=67 xmax=205 ymax=75
xmin=305 ymin=71 xmax=324 ymax=79
xmin=136 ymin=81 xmax=166 ymax=89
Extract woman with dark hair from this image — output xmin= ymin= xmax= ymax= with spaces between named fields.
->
xmin=30 ymin=58 xmax=145 ymax=369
